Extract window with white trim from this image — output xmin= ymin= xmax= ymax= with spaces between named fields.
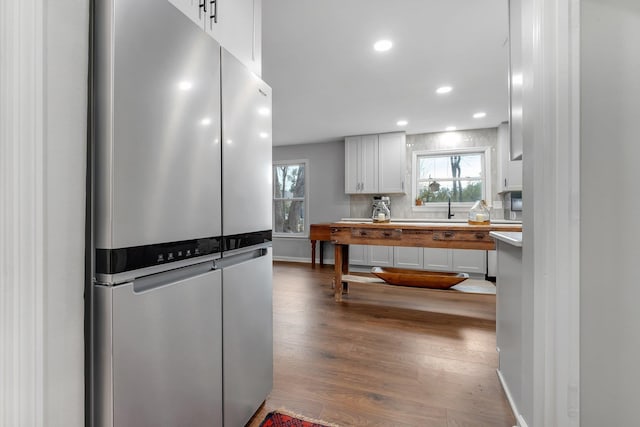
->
xmin=413 ymin=148 xmax=490 ymax=207
xmin=273 ymin=160 xmax=307 ymax=236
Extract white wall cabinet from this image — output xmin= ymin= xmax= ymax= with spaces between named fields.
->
xmin=345 ymin=132 xmax=406 ymax=194
xmin=378 ymin=132 xmax=406 ymax=193
xmin=345 ymin=135 xmax=378 ymax=193
xmin=168 ymin=0 xmax=262 ymax=75
xmin=497 ymin=122 xmax=523 ymax=193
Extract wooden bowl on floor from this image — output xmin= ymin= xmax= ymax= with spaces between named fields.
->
xmin=371 ymin=267 xmax=469 ymax=289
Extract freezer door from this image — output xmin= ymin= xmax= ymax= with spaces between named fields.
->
xmin=222 ymin=248 xmax=273 ymax=427
xmin=93 ymin=266 xmax=222 ymax=427
xmin=221 ymin=49 xmax=272 ymax=236
xmin=94 ymin=0 xmax=222 ymax=249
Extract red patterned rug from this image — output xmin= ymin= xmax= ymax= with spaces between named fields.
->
xmin=259 ymin=410 xmax=338 ymax=427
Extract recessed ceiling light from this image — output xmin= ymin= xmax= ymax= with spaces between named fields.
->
xmin=445 ymin=126 xmax=457 ymax=131
xmin=200 ymin=117 xmax=212 ymax=126
xmin=258 ymin=107 xmax=270 ymax=116
xmin=259 ymin=132 xmax=269 ymax=138
xmin=373 ymin=39 xmax=393 ymax=52
xmin=473 ymin=112 xmax=487 ymax=119
xmin=178 ymin=81 xmax=193 ymax=91
xmin=436 ymin=86 xmax=453 ymax=94
xmin=396 ymin=120 xmax=408 ymax=127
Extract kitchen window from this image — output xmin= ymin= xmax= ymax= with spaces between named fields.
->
xmin=412 ymin=147 xmax=491 ymax=208
xmin=273 ymin=160 xmax=307 ymax=236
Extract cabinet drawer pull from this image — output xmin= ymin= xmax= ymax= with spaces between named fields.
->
xmin=199 ymin=0 xmax=206 ymax=19
xmin=475 ymin=233 xmax=485 ymax=239
xmin=360 ymin=231 xmax=368 ymax=237
xmin=444 ymin=231 xmax=455 ymax=238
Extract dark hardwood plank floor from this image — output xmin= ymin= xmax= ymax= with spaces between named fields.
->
xmin=247 ymin=261 xmax=515 ymax=427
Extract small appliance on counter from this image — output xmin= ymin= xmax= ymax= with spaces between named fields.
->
xmin=468 ymin=200 xmax=491 ymax=225
xmin=372 ymin=196 xmax=391 ymax=223
xmin=504 ymin=191 xmax=523 ymax=220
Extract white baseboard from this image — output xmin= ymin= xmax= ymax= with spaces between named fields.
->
xmin=497 ymin=369 xmax=528 ymax=427
xmin=273 ymin=256 xmax=309 ymax=263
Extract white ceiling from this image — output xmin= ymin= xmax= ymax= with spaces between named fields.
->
xmin=263 ymin=0 xmax=509 ymax=146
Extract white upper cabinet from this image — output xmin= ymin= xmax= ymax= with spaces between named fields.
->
xmin=497 ymin=122 xmax=523 ymax=193
xmin=345 ymin=132 xmax=406 ymax=194
xmin=168 ymin=0 xmax=206 ymax=27
xmin=378 ymin=132 xmax=406 ymax=193
xmin=168 ymin=0 xmax=262 ymax=76
xmin=345 ymin=135 xmax=379 ymax=193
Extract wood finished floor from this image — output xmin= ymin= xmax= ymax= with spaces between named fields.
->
xmin=247 ymin=262 xmax=515 ymax=427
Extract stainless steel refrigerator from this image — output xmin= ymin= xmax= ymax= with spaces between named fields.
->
xmin=91 ymin=0 xmax=272 ymax=425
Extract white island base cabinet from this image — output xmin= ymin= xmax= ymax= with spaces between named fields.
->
xmin=349 ymin=244 xmax=394 ymax=267
xmin=349 ymin=245 xmax=487 ymax=276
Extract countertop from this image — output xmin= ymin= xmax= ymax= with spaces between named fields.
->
xmin=489 ymin=231 xmax=523 ymax=247
xmin=340 ymin=217 xmax=522 ymax=225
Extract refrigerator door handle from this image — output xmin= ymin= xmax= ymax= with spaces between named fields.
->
xmin=215 ymin=247 xmax=269 ymax=269
xmin=132 ymin=261 xmax=214 ymax=293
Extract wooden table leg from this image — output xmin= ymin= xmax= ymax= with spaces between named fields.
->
xmin=334 ymin=244 xmax=350 ymax=302
xmin=342 ymin=245 xmax=349 ymax=294
xmin=311 ymin=239 xmax=317 ymax=268
xmin=319 ymin=241 xmax=324 ymax=266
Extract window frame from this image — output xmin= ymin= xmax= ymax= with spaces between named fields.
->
xmin=411 ymin=147 xmax=492 ymax=212
xmin=272 ymin=159 xmax=309 ymax=238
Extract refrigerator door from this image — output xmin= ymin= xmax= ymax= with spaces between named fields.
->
xmin=93 ymin=264 xmax=222 ymax=427
xmin=220 ymin=247 xmax=273 ymax=427
xmin=94 ymin=0 xmax=222 ymax=250
xmin=221 ymin=49 xmax=272 ymax=237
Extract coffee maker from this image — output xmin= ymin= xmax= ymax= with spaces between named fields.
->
xmin=372 ymin=196 xmax=391 ymax=222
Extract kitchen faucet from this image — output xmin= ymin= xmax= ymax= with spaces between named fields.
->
xmin=448 ymin=197 xmax=454 ymax=219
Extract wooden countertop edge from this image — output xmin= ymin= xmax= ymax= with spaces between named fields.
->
xmin=327 ymin=222 xmax=522 ymax=232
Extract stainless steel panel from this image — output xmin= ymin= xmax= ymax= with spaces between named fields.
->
xmin=92 ymin=286 xmax=113 ymax=427
xmin=95 ymin=253 xmax=217 ymax=286
xmin=93 ymin=267 xmax=223 ymax=426
xmin=94 ymin=0 xmax=222 ymax=249
xmin=222 ymin=248 xmax=273 ymax=427
xmin=221 ymin=49 xmax=272 ymax=236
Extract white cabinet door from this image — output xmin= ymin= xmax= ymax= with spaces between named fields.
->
xmin=368 ymin=245 xmax=394 ymax=267
xmin=378 ymin=132 xmax=406 ymax=194
xmin=393 ymin=247 xmax=423 ymax=270
xmin=205 ymin=0 xmax=262 ymax=76
xmin=168 ymin=0 xmax=207 ymax=28
xmin=349 ymin=245 xmax=393 ymax=266
xmin=360 ymin=134 xmax=379 ymax=193
xmin=452 ymin=249 xmax=487 ymax=274
xmin=423 ymin=248 xmax=452 ymax=272
xmin=344 ymin=136 xmax=360 ymax=193
xmin=497 ymin=122 xmax=523 ymax=192
xmin=345 ymin=134 xmax=378 ymax=194
xmin=506 ymin=158 xmax=522 ymax=190
xmin=348 ymin=244 xmax=367 ymax=265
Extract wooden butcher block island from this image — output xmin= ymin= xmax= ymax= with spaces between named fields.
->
xmin=329 ymin=221 xmax=522 ymax=301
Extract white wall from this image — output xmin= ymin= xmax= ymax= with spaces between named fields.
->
xmin=581 ymin=1 xmax=640 ymax=425
xmin=0 ymin=0 xmax=88 ymax=425
xmin=272 ymin=140 xmax=350 ymax=263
